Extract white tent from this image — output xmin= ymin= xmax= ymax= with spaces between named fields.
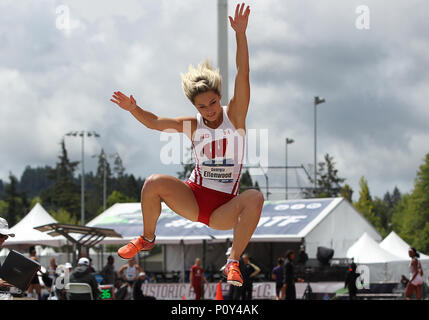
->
xmin=347 ymin=232 xmax=403 ymax=264
xmin=347 ymin=232 xmax=415 ymax=283
xmin=4 ymin=203 xmax=65 ymax=247
xmin=380 ymin=231 xmax=429 ymax=260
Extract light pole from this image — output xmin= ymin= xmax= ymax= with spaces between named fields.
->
xmin=65 ymin=130 xmax=100 ymax=225
xmin=285 ymin=138 xmax=294 ymax=200
xmin=258 ymin=163 xmax=270 ymax=200
xmin=314 ymin=96 xmax=326 ymax=194
xmin=92 ymin=149 xmax=108 ymax=211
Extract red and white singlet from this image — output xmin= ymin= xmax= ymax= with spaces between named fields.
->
xmin=187 ymin=106 xmax=245 ymax=196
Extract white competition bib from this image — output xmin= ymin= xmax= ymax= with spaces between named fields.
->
xmin=201 ymin=160 xmax=234 ymax=183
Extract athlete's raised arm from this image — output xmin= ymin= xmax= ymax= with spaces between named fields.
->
xmin=227 ymin=3 xmax=250 ymax=129
xmin=110 ymin=91 xmax=196 ymax=138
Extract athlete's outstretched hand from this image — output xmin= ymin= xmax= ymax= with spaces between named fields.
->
xmin=229 ymin=2 xmax=250 ymax=34
xmin=110 ymin=91 xmax=137 ymax=112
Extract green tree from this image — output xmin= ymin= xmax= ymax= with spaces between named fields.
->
xmin=3 ymin=173 xmax=27 ymax=226
xmin=239 ymin=169 xmax=260 ymax=193
xmin=340 ymin=184 xmax=354 ymax=202
xmin=304 ymin=154 xmax=346 ymax=198
xmin=19 ymin=166 xmax=54 ymax=199
xmin=0 ymin=200 xmax=8 ymax=219
xmin=106 ymin=190 xmax=137 ymax=209
xmin=391 ymin=154 xmax=429 ymax=252
xmin=50 ymin=208 xmax=78 ymax=225
xmin=0 ymin=179 xmax=5 ymax=199
xmin=112 ymin=153 xmax=125 ymax=178
xmin=353 ymin=176 xmax=383 ymax=234
xmin=41 ymin=140 xmax=81 ymax=221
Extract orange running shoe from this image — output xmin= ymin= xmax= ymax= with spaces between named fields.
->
xmin=222 ymin=261 xmax=243 ymax=287
xmin=117 ymin=236 xmax=155 ymax=259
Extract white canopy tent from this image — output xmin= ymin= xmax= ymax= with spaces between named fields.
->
xmin=346 ymin=232 xmax=425 ymax=283
xmin=380 ymin=231 xmax=429 ymax=260
xmin=4 ymin=203 xmax=66 ymax=247
xmin=347 ymin=232 xmax=403 ymax=264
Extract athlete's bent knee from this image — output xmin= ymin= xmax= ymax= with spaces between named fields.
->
xmin=142 ymin=174 xmax=164 ymax=195
xmin=247 ymin=189 xmax=264 ymax=209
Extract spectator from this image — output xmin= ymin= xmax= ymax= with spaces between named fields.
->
xmin=88 ymin=257 xmax=96 ymax=273
xmin=240 ymin=253 xmax=260 ymax=300
xmin=64 ymin=262 xmax=73 ymax=274
xmin=297 ymin=245 xmax=309 ymax=266
xmin=118 ymin=258 xmax=143 ymax=288
xmin=271 ymin=257 xmax=285 ymax=300
xmin=101 ymin=255 xmax=117 ymax=285
xmin=405 ymin=247 xmax=423 ymax=300
xmin=282 ymin=250 xmax=304 ymax=300
xmin=47 ymin=258 xmax=57 ymax=285
xmin=27 ymin=246 xmax=42 ymax=300
xmin=133 ymin=272 xmax=155 ymax=300
xmin=0 ymin=217 xmax=14 ymax=290
xmin=344 ymin=262 xmax=360 ymax=300
xmin=69 ymin=257 xmax=101 ymax=300
xmin=190 ymin=258 xmax=208 ymax=300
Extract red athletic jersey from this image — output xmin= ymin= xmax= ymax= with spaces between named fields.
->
xmin=191 ymin=265 xmax=204 ymax=284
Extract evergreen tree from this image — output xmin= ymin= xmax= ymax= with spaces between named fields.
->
xmin=353 ymin=176 xmax=383 ymax=234
xmin=113 ymin=153 xmax=125 ymax=178
xmin=93 ymin=149 xmax=113 ymax=210
xmin=0 ymin=179 xmax=4 ymax=199
xmin=49 ymin=208 xmax=78 ymax=225
xmin=391 ymin=186 xmax=401 ymax=206
xmin=106 ymin=190 xmax=137 ymax=209
xmin=41 ymin=140 xmax=81 ymax=221
xmin=3 ymin=173 xmax=26 ymax=226
xmin=391 ymin=154 xmax=429 ymax=252
xmin=19 ymin=166 xmax=54 ymax=199
xmin=239 ymin=169 xmax=260 ymax=193
xmin=340 ymin=184 xmax=354 ymax=202
xmin=304 ymin=154 xmax=346 ymax=198
xmin=0 ymin=200 xmax=7 ymax=219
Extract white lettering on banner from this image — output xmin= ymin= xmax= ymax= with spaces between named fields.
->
xmin=258 ymin=215 xmax=307 ymax=228
xmin=278 ymin=215 xmax=307 ymax=227
xmin=141 ymin=282 xmax=276 ymax=300
xmin=256 ymin=217 xmax=270 ymax=227
xmin=262 ymin=216 xmax=290 ymax=227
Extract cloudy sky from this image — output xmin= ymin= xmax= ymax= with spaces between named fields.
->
xmin=1 ymin=0 xmax=428 ymax=201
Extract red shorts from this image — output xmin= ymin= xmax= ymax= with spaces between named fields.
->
xmin=186 ymin=180 xmax=236 ymax=226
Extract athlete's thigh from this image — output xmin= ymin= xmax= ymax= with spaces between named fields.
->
xmin=147 ymin=174 xmax=199 ymax=222
xmin=208 ymin=189 xmax=259 ymax=230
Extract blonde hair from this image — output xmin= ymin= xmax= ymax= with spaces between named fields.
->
xmin=181 ymin=60 xmax=222 ymax=103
